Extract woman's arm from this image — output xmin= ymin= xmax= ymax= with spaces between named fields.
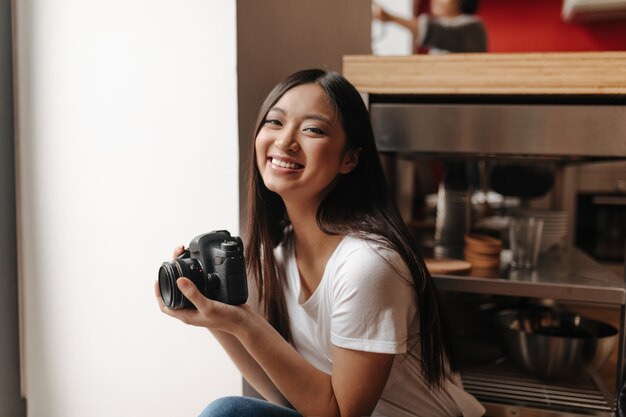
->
xmin=238 ymin=313 xmax=395 ymax=417
xmin=209 ymin=330 xmax=290 ymax=406
xmin=165 ymin=278 xmax=395 ymax=417
xmin=372 ymin=4 xmax=419 ymax=38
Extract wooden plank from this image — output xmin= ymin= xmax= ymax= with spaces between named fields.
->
xmin=342 ymin=52 xmax=626 ymax=95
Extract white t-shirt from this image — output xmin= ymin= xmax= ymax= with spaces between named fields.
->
xmin=256 ymin=234 xmax=485 ymax=417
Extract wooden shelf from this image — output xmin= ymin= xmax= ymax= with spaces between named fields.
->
xmin=343 ymin=52 xmax=626 ymax=95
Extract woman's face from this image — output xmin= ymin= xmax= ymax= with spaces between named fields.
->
xmin=430 ymin=0 xmax=460 ymax=17
xmin=255 ymin=83 xmax=358 ymax=206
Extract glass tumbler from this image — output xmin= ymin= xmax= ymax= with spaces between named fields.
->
xmin=509 ymin=217 xmax=544 ymax=269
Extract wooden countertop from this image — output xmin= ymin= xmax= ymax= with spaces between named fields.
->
xmin=342 ymin=52 xmax=626 ymax=95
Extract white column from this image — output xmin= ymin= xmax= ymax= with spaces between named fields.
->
xmin=14 ymin=1 xmax=240 ymax=416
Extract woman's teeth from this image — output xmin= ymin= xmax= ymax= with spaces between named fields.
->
xmin=271 ymin=157 xmax=302 ymax=170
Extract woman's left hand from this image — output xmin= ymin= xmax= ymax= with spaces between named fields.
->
xmin=154 ymin=278 xmax=252 ymax=335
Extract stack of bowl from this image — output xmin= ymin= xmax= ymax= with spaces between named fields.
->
xmin=464 ymin=233 xmax=502 ymax=277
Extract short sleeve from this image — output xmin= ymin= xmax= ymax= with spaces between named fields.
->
xmin=330 ymin=245 xmax=416 ymax=354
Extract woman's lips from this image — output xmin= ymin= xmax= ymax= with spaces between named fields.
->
xmin=268 ymin=156 xmax=304 ymax=170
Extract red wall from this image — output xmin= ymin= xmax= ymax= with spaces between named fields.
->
xmin=478 ymin=0 xmax=626 ymax=52
xmin=415 ymin=0 xmax=626 ymax=52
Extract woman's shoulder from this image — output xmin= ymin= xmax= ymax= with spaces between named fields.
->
xmin=339 ymin=234 xmax=396 ymax=258
xmin=333 ymin=234 xmax=411 ymax=282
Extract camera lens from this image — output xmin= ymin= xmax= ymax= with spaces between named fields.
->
xmin=158 ymin=258 xmax=204 ymax=310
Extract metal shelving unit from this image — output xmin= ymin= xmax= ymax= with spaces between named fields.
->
xmin=366 ymin=96 xmax=626 ymax=416
xmin=432 ymin=249 xmax=625 ymax=306
xmin=462 ymin=362 xmax=615 ymax=417
xmin=433 ymin=249 xmax=624 ymax=416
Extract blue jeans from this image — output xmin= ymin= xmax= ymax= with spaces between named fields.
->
xmin=199 ymin=396 xmax=303 ymax=417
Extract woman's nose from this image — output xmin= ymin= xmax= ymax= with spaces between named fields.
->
xmin=274 ymin=128 xmax=300 ymax=151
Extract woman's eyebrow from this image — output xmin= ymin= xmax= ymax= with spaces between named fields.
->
xmin=267 ymin=107 xmax=286 ymax=115
xmin=303 ymin=114 xmax=333 ymax=126
xmin=269 ymin=106 xmax=333 ymax=126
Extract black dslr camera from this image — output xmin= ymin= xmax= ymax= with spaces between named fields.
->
xmin=158 ymin=230 xmax=248 ymax=310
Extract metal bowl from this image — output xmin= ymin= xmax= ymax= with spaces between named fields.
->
xmin=494 ymin=309 xmax=618 ymax=380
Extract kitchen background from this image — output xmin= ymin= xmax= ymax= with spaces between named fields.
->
xmin=367 ymin=1 xmax=626 ymax=414
xmin=373 ymin=0 xmax=626 ymax=273
xmin=374 ymin=0 xmax=626 ymax=54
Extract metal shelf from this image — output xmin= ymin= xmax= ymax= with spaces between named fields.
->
xmin=370 ymin=103 xmax=626 ymax=161
xmin=364 ymin=84 xmax=626 ymax=416
xmin=462 ymin=362 xmax=615 ymax=417
xmin=432 ymin=249 xmax=626 ymax=305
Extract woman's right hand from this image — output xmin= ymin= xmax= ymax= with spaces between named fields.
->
xmin=372 ymin=4 xmax=391 ymax=22
xmin=155 ymin=245 xmax=255 ymax=335
xmin=172 ymin=244 xmax=185 ymax=259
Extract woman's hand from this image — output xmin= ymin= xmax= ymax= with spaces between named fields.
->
xmin=372 ymin=3 xmax=391 ymax=22
xmin=154 ymin=245 xmax=253 ymax=335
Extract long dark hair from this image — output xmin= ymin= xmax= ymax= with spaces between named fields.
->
xmin=245 ymin=69 xmax=459 ymax=387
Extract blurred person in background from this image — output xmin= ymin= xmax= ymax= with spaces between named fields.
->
xmin=373 ymin=0 xmax=487 ymax=54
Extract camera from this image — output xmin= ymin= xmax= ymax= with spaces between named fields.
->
xmin=158 ymin=230 xmax=248 ymax=310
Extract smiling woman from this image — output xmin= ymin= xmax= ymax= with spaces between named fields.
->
xmin=255 ymin=83 xmax=358 ymax=209
xmin=158 ymin=69 xmax=485 ymax=417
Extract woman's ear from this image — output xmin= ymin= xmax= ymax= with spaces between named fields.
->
xmin=339 ymin=147 xmax=361 ymax=174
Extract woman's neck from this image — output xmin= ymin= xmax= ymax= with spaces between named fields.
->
xmin=283 ymin=198 xmax=326 ymax=248
xmin=284 ymin=198 xmax=344 ymax=297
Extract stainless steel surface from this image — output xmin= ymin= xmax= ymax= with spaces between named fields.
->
xmin=463 ymin=362 xmax=614 ymax=417
xmin=370 ymin=104 xmax=626 ymax=159
xmin=432 ymin=249 xmax=626 ymax=305
xmin=578 ymin=161 xmax=626 ymax=193
xmin=494 ymin=309 xmax=618 ymax=380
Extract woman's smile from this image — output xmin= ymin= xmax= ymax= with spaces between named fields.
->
xmin=268 ymin=156 xmax=305 ymax=171
xmin=255 ymin=83 xmax=356 ymax=204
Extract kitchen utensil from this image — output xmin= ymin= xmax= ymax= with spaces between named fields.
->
xmin=465 ymin=233 xmax=502 ymax=255
xmin=464 ymin=233 xmax=502 ymax=275
xmin=434 ymin=187 xmax=470 ymax=260
xmin=424 ymin=258 xmax=472 ymax=275
xmin=509 ymin=217 xmax=544 ymax=268
xmin=494 ymin=309 xmax=618 ymax=380
xmin=514 ymin=209 xmax=568 ymax=253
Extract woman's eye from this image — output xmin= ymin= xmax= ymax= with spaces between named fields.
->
xmin=304 ymin=127 xmax=326 ymax=135
xmin=264 ymin=119 xmax=282 ymax=126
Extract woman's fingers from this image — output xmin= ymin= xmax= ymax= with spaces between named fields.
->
xmin=156 ymin=276 xmax=244 ymax=333
xmin=176 ymin=277 xmax=207 ymax=310
xmin=172 ymin=244 xmax=185 ymax=259
xmin=155 ymin=279 xmax=199 ymax=324
xmin=154 ymin=280 xmax=161 ymax=299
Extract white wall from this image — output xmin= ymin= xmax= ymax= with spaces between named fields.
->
xmin=14 ymin=1 xmax=240 ymax=417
